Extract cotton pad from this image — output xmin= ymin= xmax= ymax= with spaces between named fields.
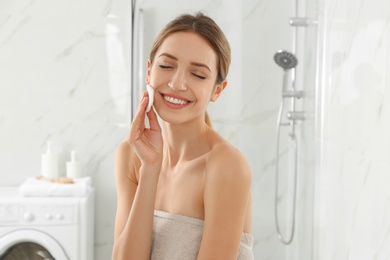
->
xmin=146 ymin=84 xmax=154 ymax=112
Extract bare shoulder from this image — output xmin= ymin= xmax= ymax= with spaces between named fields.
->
xmin=116 ymin=141 xmax=131 ymax=157
xmin=200 ymin=132 xmax=253 ymax=254
xmin=206 ymin=137 xmax=252 ymax=184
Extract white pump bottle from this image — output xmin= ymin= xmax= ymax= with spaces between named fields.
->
xmin=66 ymin=150 xmax=82 ymax=179
xmin=41 ymin=141 xmax=59 ymax=179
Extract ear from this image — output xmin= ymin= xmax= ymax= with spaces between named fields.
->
xmin=210 ymin=80 xmax=228 ymax=102
xmin=146 ymin=59 xmax=152 ymax=84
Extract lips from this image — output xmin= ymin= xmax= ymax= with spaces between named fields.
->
xmin=161 ymin=93 xmax=191 ymax=108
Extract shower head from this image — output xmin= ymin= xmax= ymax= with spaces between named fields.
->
xmin=274 ymin=50 xmax=298 ymax=70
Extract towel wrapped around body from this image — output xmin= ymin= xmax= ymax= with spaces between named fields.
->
xmin=152 ymin=210 xmax=254 ymax=260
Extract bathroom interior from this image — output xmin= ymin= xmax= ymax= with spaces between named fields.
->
xmin=0 ymin=0 xmax=389 ymax=259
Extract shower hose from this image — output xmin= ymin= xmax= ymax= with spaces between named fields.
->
xmin=274 ymin=97 xmax=299 ymax=245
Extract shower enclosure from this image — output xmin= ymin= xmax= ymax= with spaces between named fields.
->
xmin=131 ymin=0 xmax=318 ymax=259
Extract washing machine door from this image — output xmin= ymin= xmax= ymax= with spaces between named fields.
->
xmin=0 ymin=229 xmax=68 ymax=260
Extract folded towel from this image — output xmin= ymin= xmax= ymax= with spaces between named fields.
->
xmin=19 ymin=177 xmax=92 ymax=197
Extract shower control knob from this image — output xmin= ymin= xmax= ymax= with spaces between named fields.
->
xmin=289 ymin=17 xmax=318 ymax=27
xmin=286 ymin=111 xmax=305 ymax=121
xmin=289 ymin=17 xmax=310 ymax=27
xmin=282 ymin=90 xmax=304 ymax=98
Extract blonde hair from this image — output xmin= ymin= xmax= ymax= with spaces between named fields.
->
xmin=148 ymin=12 xmax=231 ymax=127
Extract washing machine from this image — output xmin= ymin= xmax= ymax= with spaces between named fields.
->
xmin=0 ymin=187 xmax=94 ymax=260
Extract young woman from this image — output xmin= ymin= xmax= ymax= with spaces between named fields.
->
xmin=113 ymin=12 xmax=253 ymax=260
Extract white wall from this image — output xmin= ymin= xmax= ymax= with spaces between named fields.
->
xmin=0 ymin=1 xmax=131 ymax=259
xmin=0 ymin=0 xmax=318 ymax=259
xmin=315 ymin=0 xmax=390 ymax=259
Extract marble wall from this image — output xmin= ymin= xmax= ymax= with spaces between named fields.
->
xmin=241 ymin=0 xmax=317 ymax=258
xmin=0 ymin=1 xmax=131 ymax=259
xmin=314 ymin=0 xmax=390 ymax=259
xmin=0 ymin=0 xmax=318 ymax=259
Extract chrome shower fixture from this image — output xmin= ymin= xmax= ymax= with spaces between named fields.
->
xmin=289 ymin=17 xmax=310 ymax=27
xmin=273 ymin=49 xmax=304 ymax=245
xmin=274 ymin=50 xmax=298 ymax=71
xmin=289 ymin=17 xmax=318 ymax=27
xmin=273 ymin=50 xmax=303 ymax=101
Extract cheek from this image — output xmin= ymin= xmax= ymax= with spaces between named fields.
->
xmin=149 ymin=70 xmax=169 ymax=86
xmin=196 ymin=85 xmax=216 ymax=103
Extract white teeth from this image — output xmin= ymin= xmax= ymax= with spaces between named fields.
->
xmin=164 ymin=95 xmax=188 ymax=105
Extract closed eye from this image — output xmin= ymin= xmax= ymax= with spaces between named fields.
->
xmin=192 ymin=73 xmax=206 ymax=80
xmin=159 ymin=65 xmax=173 ymax=69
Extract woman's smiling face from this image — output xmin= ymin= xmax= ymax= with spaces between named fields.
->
xmin=147 ymin=31 xmax=226 ymax=125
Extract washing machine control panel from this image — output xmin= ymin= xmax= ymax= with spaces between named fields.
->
xmin=0 ymin=204 xmax=19 ymax=223
xmin=0 ymin=201 xmax=79 ymax=226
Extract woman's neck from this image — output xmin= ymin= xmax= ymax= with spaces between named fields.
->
xmin=162 ymin=118 xmax=211 ymax=166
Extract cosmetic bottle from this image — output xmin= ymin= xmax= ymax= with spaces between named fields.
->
xmin=66 ymin=150 xmax=82 ymax=178
xmin=41 ymin=141 xmax=59 ymax=179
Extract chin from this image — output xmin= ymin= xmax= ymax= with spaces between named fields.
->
xmin=158 ymin=112 xmax=188 ymax=125
xmin=154 ymin=102 xmax=207 ymax=126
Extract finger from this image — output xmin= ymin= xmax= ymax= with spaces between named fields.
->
xmin=137 ymin=92 xmax=149 ymax=113
xmin=127 ymin=122 xmax=144 ymax=144
xmin=146 ymin=107 xmax=161 ymax=132
xmin=133 ymin=96 xmax=148 ymax=123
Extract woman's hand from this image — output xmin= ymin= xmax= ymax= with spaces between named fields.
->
xmin=127 ymin=91 xmax=163 ymax=165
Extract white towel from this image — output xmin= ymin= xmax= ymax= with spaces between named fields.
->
xmin=19 ymin=177 xmax=92 ymax=197
xmin=152 ymin=210 xmax=254 ymax=260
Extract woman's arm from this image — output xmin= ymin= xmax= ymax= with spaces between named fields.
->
xmin=112 ymin=92 xmax=163 ymax=260
xmin=197 ymin=144 xmax=252 ymax=260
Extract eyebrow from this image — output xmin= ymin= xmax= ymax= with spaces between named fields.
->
xmin=158 ymin=53 xmax=212 ymax=72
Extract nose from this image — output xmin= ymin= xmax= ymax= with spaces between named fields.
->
xmin=168 ymin=70 xmax=187 ymax=91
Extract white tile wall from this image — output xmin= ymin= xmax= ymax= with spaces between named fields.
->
xmin=0 ymin=0 xmax=331 ymax=259
xmin=0 ymin=1 xmax=131 ymax=259
xmin=315 ymin=0 xmax=390 ymax=259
